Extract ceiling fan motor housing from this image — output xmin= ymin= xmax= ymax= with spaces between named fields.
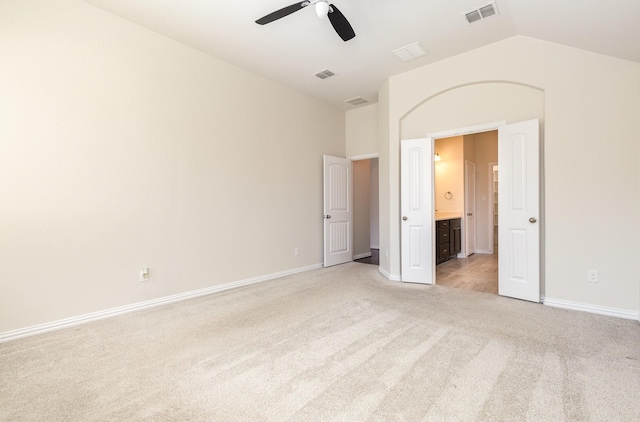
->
xmin=256 ymin=1 xmax=355 ymax=42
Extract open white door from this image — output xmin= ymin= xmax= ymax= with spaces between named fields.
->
xmin=498 ymin=119 xmax=540 ymax=302
xmin=400 ymin=139 xmax=434 ymax=284
xmin=464 ymin=160 xmax=476 ymax=257
xmin=323 ymin=155 xmax=353 ymax=267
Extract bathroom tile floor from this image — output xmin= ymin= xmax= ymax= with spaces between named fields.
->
xmin=436 ymin=251 xmax=498 ymax=294
xmin=355 ymin=248 xmax=497 ymax=295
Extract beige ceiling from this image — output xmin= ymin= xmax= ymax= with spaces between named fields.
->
xmin=81 ymin=0 xmax=640 ymax=110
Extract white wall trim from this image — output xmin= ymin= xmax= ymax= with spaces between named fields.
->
xmin=426 ymin=121 xmax=507 ymax=139
xmin=353 ymin=252 xmax=372 ymax=260
xmin=379 ymin=267 xmax=401 ymax=282
xmin=348 ymin=153 xmax=379 ymax=161
xmin=370 ymin=245 xmax=380 ymax=249
xmin=543 ymin=297 xmax=639 ymax=320
xmin=487 ymin=161 xmax=498 ymax=253
xmin=475 ymin=249 xmax=493 ymax=254
xmin=0 ymin=263 xmax=323 ymax=343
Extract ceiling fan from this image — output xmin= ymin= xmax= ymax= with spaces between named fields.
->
xmin=255 ymin=1 xmax=356 ymax=42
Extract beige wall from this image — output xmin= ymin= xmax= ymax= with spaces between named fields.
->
xmin=463 ymin=135 xmax=476 ymax=165
xmin=434 ymin=133 xmax=497 ymax=255
xmin=347 ymin=102 xmax=380 ymax=255
xmin=346 ymin=103 xmax=379 ymax=158
xmin=434 ymin=137 xmax=464 ymax=213
xmin=353 ymin=160 xmax=371 ymax=257
xmin=377 ymin=82 xmax=392 ymax=275
xmin=369 ymin=159 xmax=380 ymax=249
xmin=379 ymin=36 xmax=640 ymax=312
xmin=0 ymin=0 xmax=345 ymax=332
xmin=470 ymin=132 xmax=498 ymax=253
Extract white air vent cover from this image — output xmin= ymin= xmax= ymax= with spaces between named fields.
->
xmin=392 ymin=42 xmax=429 ymax=62
xmin=464 ymin=1 xmax=499 ymax=24
xmin=314 ymin=69 xmax=335 ymax=79
xmin=465 ymin=10 xmax=482 ymax=24
xmin=344 ymin=96 xmax=368 ymax=106
xmin=479 ymin=4 xmax=497 ymax=18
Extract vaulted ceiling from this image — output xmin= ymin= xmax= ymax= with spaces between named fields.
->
xmin=81 ymin=0 xmax=640 ymax=109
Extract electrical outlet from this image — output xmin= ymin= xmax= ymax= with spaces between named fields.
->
xmin=587 ymin=269 xmax=598 ymax=283
xmin=140 ymin=267 xmax=150 ymax=282
xmin=294 ymin=248 xmax=299 ymax=256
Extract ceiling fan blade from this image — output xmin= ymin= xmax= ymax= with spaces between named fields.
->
xmin=255 ymin=2 xmax=309 ymax=25
xmin=327 ymin=4 xmax=355 ymax=41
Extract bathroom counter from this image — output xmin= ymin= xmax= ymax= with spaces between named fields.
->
xmin=435 ymin=212 xmax=462 ymax=221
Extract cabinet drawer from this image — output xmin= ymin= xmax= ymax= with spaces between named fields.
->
xmin=438 ymin=245 xmax=450 ymax=262
xmin=437 ymin=220 xmax=450 ymax=229
xmin=438 ymin=229 xmax=450 ymax=245
xmin=450 ymin=218 xmax=461 ymax=228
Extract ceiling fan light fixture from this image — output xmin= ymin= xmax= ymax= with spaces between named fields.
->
xmin=315 ymin=1 xmax=329 ymax=19
xmin=255 ymin=0 xmax=355 ymax=42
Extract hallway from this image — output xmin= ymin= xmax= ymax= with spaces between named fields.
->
xmin=354 ymin=249 xmax=380 ymax=266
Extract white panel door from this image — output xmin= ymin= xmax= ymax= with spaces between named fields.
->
xmin=498 ymin=119 xmax=540 ymax=302
xmin=464 ymin=160 xmax=476 ymax=257
xmin=400 ymin=138 xmax=434 ymax=284
xmin=323 ymin=155 xmax=353 ymax=267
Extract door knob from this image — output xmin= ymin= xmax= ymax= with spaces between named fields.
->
xmin=467 ymin=213 xmax=473 ymax=216
xmin=529 ymin=217 xmax=537 ymax=223
xmin=402 ymin=216 xmax=408 ymax=221
xmin=325 ymin=215 xmax=331 ymax=219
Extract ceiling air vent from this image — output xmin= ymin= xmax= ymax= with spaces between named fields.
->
xmin=392 ymin=42 xmax=428 ymax=62
xmin=464 ymin=1 xmax=499 ymax=24
xmin=479 ymin=4 xmax=497 ymax=18
xmin=314 ymin=69 xmax=335 ymax=80
xmin=465 ymin=10 xmax=482 ymax=24
xmin=344 ymin=96 xmax=368 ymax=106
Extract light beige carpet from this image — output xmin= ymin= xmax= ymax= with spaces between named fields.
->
xmin=1 ymin=263 xmax=639 ymax=421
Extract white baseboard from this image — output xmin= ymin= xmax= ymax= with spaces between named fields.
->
xmin=475 ymin=249 xmax=493 ymax=254
xmin=543 ymin=297 xmax=639 ymax=320
xmin=353 ymin=252 xmax=372 ymax=260
xmin=0 ymin=263 xmax=323 ymax=343
xmin=378 ymin=267 xmax=401 ymax=282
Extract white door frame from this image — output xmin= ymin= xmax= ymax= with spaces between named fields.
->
xmin=401 ymin=119 xmax=542 ymax=300
xmin=349 ymin=154 xmax=380 ymax=262
xmin=400 ymin=121 xmax=506 ymax=284
xmin=426 ymin=122 xmax=506 ymax=281
xmin=488 ymin=161 xmax=498 ymax=253
xmin=464 ymin=160 xmax=476 ymax=257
